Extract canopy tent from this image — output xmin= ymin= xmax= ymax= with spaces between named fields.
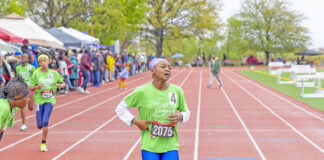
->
xmin=0 ymin=27 xmax=24 ymax=44
xmin=59 ymin=27 xmax=99 ymax=47
xmin=88 ymin=43 xmax=108 ymax=49
xmin=0 ymin=39 xmax=19 ymax=52
xmin=0 ymin=13 xmax=64 ymax=49
xmin=295 ymin=49 xmax=323 ymax=56
xmin=45 ymin=28 xmax=82 ymax=48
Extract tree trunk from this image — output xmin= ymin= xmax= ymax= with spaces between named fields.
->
xmin=155 ymin=28 xmax=163 ymax=58
xmin=265 ymin=51 xmax=270 ymax=65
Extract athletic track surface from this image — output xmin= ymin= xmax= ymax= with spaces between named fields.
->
xmin=1 ymin=67 xmax=324 ymax=160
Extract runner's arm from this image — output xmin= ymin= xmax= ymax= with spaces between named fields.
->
xmin=179 ymin=108 xmax=190 ymax=123
xmin=115 ymin=100 xmax=136 ymax=126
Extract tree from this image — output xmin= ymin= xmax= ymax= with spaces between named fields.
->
xmin=142 ymin=0 xmax=222 ymax=58
xmin=0 ymin=0 xmax=26 ymax=17
xmin=237 ymin=0 xmax=310 ymax=63
xmin=26 ymin=0 xmax=98 ymax=28
xmin=91 ymin=0 xmax=147 ymax=46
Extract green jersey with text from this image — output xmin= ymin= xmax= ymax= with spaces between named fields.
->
xmin=30 ymin=69 xmax=63 ymax=105
xmin=0 ymin=98 xmax=18 ymax=130
xmin=124 ymin=83 xmax=187 ymax=153
xmin=16 ymin=63 xmax=36 ymax=85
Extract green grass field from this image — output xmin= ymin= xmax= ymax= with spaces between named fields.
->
xmin=239 ymin=69 xmax=324 ymax=111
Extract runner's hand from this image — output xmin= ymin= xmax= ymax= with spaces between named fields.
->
xmin=168 ymin=113 xmax=183 ymax=124
xmin=36 ymin=84 xmax=43 ymax=89
xmin=134 ymin=120 xmax=151 ymax=130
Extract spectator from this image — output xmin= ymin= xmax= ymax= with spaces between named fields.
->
xmin=21 ymin=39 xmax=29 ymax=54
xmin=69 ymin=52 xmax=79 ymax=89
xmin=79 ymin=49 xmax=92 ymax=94
xmin=91 ymin=52 xmax=100 ymax=87
xmin=30 ymin=45 xmax=39 ymax=68
xmin=106 ymin=51 xmax=115 ymax=82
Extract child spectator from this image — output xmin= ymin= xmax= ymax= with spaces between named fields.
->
xmin=117 ymin=64 xmax=129 ymax=90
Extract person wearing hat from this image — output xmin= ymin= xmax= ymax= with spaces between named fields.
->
xmin=21 ymin=39 xmax=30 ymax=54
xmin=116 ymin=58 xmax=190 ymax=160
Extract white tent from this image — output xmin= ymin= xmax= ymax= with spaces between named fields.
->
xmin=0 ymin=39 xmax=18 ymax=53
xmin=59 ymin=27 xmax=99 ymax=47
xmin=0 ymin=13 xmax=64 ymax=49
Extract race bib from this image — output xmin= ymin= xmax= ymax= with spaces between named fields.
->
xmin=150 ymin=121 xmax=175 ymax=138
xmin=168 ymin=92 xmax=177 ymax=105
xmin=41 ymin=89 xmax=53 ymax=98
xmin=27 ymin=65 xmax=32 ymax=71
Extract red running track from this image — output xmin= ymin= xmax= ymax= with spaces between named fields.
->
xmin=1 ymin=67 xmax=324 ymax=160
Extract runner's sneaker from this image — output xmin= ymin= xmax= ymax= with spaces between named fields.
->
xmin=20 ymin=124 xmax=27 ymax=131
xmin=85 ymin=90 xmax=90 ymax=94
xmin=207 ymin=84 xmax=212 ymax=88
xmin=79 ymin=87 xmax=85 ymax=94
xmin=40 ymin=143 xmax=47 ymax=152
xmin=219 ymin=84 xmax=223 ymax=88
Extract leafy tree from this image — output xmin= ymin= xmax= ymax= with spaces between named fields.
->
xmin=0 ymin=0 xmax=26 ymax=17
xmin=237 ymin=0 xmax=310 ymax=63
xmin=26 ymin=0 xmax=97 ymax=28
xmin=142 ymin=0 xmax=222 ymax=57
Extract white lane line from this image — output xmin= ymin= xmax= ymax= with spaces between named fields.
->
xmin=194 ymin=69 xmax=202 ymax=160
xmin=232 ymin=71 xmax=324 ymax=121
xmin=123 ymin=70 xmax=193 ymax=160
xmin=50 ymin=70 xmax=185 ymax=159
xmin=123 ymin=138 xmax=141 ymax=160
xmin=5 ymin=129 xmax=324 ymax=135
xmin=14 ymin=73 xmax=150 ymax=123
xmin=224 ymin=72 xmax=324 ymax=154
xmin=52 ymin=115 xmax=118 ymax=160
xmin=216 ymin=76 xmax=266 ymax=160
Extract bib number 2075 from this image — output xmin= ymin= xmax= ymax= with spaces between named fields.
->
xmin=151 ymin=123 xmax=175 ymax=138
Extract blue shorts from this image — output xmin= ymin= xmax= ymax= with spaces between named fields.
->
xmin=142 ymin=150 xmax=179 ymax=160
xmin=36 ymin=103 xmax=53 ymax=129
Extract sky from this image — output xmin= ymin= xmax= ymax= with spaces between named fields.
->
xmin=220 ymin=0 xmax=324 ymax=49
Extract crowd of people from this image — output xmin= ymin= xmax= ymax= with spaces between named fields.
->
xmin=0 ymin=39 xmax=159 ymax=93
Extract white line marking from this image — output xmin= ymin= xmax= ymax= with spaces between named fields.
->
xmin=14 ymin=73 xmax=150 ymax=123
xmin=49 ymin=70 xmax=185 ymax=158
xmin=5 ymin=129 xmax=324 ymax=135
xmin=52 ymin=116 xmax=118 ymax=160
xmin=123 ymin=70 xmax=193 ymax=160
xmin=216 ymin=77 xmax=266 ymax=160
xmin=123 ymin=138 xmax=141 ymax=160
xmin=194 ymin=69 xmax=202 ymax=160
xmin=224 ymin=72 xmax=324 ymax=154
xmin=232 ymin=71 xmax=324 ymax=121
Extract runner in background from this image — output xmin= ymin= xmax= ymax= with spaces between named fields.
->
xmin=30 ymin=53 xmax=66 ymax=152
xmin=116 ymin=58 xmax=190 ymax=160
xmin=208 ymin=54 xmax=223 ymax=88
xmin=16 ymin=53 xmax=36 ymax=131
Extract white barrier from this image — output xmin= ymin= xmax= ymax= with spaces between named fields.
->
xmin=268 ymin=62 xmax=284 ymax=75
xmin=300 ymin=73 xmax=324 ymax=98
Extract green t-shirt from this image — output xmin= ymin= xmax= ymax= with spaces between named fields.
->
xmin=30 ymin=69 xmax=64 ymax=105
xmin=124 ymin=83 xmax=187 ymax=153
xmin=0 ymin=98 xmax=18 ymax=131
xmin=211 ymin=59 xmax=220 ymax=74
xmin=16 ymin=63 xmax=36 ymax=85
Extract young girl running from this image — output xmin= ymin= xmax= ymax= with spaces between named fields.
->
xmin=16 ymin=53 xmax=36 ymax=131
xmin=0 ymin=76 xmax=31 ymax=141
xmin=30 ymin=53 xmax=66 ymax=152
xmin=117 ymin=64 xmax=129 ymax=90
xmin=116 ymin=58 xmax=190 ymax=160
